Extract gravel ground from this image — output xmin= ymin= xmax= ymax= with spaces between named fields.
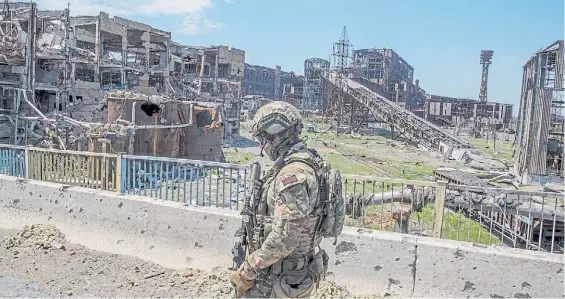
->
xmin=0 ymin=224 xmax=356 ymax=298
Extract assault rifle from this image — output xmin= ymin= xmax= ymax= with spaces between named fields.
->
xmin=232 ymin=162 xmax=262 ymax=269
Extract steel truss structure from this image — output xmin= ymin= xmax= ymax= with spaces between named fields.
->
xmin=323 ymin=71 xmax=471 ymax=152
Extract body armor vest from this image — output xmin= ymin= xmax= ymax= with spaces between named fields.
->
xmin=253 ymin=145 xmax=325 ymax=259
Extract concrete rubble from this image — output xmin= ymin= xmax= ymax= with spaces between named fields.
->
xmin=4 ymin=224 xmax=65 ymax=250
xmin=0 ymin=2 xmax=245 ymax=162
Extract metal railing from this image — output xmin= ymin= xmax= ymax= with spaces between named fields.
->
xmin=343 ymin=174 xmax=441 ymax=236
xmin=0 ymin=144 xmax=25 ymax=177
xmin=0 ymin=144 xmax=562 ymax=253
xmin=444 ymin=185 xmax=564 ymax=253
xmin=121 ymin=155 xmax=249 ymax=210
xmin=0 ymin=144 xmax=249 ymax=210
xmin=343 ymin=174 xmax=564 ymax=254
xmin=28 ymin=147 xmax=118 ymax=191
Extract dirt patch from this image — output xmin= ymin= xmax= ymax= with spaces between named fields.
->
xmin=363 ymin=211 xmax=395 ymax=231
xmin=4 ymin=224 xmax=65 ymax=250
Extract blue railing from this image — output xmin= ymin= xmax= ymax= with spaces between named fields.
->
xmin=0 ymin=144 xmax=251 ymax=211
xmin=0 ymin=144 xmax=563 ymax=253
xmin=0 ymin=145 xmax=25 ymax=178
xmin=121 ymin=155 xmax=250 ymax=210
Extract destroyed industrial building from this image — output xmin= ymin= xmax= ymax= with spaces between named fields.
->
xmin=306 ymin=39 xmax=514 ymax=136
xmin=0 ymin=2 xmax=244 ymax=160
xmin=242 ymin=63 xmax=303 ymax=103
xmin=0 ymin=0 xmax=561 ymax=183
xmin=515 ymin=40 xmax=564 ymax=184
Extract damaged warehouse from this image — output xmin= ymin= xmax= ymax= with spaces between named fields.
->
xmin=0 ymin=2 xmax=244 ymax=161
xmin=86 ymin=91 xmax=225 ymax=161
xmin=515 ymin=40 xmax=564 ymax=184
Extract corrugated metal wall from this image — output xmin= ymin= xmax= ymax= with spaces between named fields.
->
xmin=527 ymin=88 xmax=552 ymax=175
xmin=515 ymin=41 xmax=564 ymax=180
xmin=556 ymin=40 xmax=564 ymax=89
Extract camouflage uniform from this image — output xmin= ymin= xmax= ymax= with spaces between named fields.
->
xmin=235 ymin=101 xmax=328 ymax=298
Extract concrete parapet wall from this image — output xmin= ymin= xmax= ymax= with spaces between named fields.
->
xmin=0 ymin=175 xmax=562 ymax=298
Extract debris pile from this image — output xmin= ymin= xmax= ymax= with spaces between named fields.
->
xmin=225 ymin=133 xmax=260 ymax=148
xmin=4 ymin=224 xmax=66 ymax=250
xmin=311 ymin=279 xmax=352 ymax=298
xmin=176 ymin=267 xmax=233 ymax=298
xmin=172 ymin=266 xmax=356 ymax=298
xmin=107 ymin=90 xmax=169 ymax=102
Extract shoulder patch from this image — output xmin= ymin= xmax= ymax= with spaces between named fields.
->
xmin=281 ymin=175 xmax=298 ymax=186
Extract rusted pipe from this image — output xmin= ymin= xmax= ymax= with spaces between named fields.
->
xmin=128 ymin=102 xmax=136 ymax=154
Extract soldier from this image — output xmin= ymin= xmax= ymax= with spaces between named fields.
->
xmin=230 ymin=101 xmax=343 ymax=298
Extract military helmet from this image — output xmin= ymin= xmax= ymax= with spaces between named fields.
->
xmin=251 ymin=101 xmax=303 ymax=139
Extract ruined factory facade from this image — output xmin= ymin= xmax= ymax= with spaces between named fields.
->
xmin=352 ymin=48 xmax=425 ymax=110
xmin=303 ymin=57 xmax=330 ymax=111
xmin=349 ymin=47 xmax=513 ymax=131
xmin=421 ymin=95 xmax=513 ymax=129
xmin=86 ymin=91 xmax=224 ymax=161
xmin=242 ymin=63 xmax=303 ymax=104
xmin=515 ymin=40 xmax=564 ymax=184
xmin=0 ymin=2 xmax=244 ymax=161
xmin=169 ymin=43 xmax=245 ymax=100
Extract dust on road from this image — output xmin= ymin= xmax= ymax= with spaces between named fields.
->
xmin=0 ymin=224 xmax=359 ymax=298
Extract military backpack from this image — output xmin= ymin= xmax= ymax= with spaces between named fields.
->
xmin=273 ymin=146 xmax=345 ymax=244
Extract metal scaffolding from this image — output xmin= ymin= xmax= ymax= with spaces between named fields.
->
xmin=303 ymin=57 xmax=329 ymax=110
xmin=326 ymin=26 xmax=354 ymax=134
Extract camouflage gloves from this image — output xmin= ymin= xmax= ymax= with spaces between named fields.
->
xmin=231 ymin=261 xmax=256 ymax=297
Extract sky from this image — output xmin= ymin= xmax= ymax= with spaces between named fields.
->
xmin=40 ymin=0 xmax=564 ymax=109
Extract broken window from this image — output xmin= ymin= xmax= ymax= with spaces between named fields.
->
xmin=76 ymin=41 xmax=95 ymax=52
xmin=194 ymin=105 xmax=222 ymax=128
xmin=102 ymin=72 xmax=122 ymax=86
xmin=75 ymin=66 xmax=95 ymax=82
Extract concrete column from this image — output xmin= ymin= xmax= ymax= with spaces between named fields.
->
xmin=274 ymin=65 xmax=281 ymax=99
xmin=197 ymin=52 xmax=205 ymax=95
xmin=144 ymin=32 xmax=151 ymax=71
xmin=213 ymin=53 xmax=218 ymax=94
xmin=121 ymin=34 xmax=127 ymax=86
xmin=94 ymin=18 xmax=101 ymax=83
xmin=163 ymin=37 xmax=171 ymax=94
